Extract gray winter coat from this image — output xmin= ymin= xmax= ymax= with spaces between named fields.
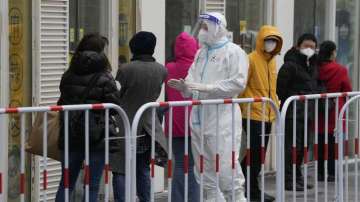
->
xmin=110 ymin=55 xmax=168 ymax=174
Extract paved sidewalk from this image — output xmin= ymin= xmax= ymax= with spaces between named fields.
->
xmin=155 ymin=162 xmax=360 ymax=202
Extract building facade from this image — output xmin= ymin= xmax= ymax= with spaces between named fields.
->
xmin=0 ymin=0 xmax=359 ymax=201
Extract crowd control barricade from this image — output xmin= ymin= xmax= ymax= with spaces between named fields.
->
xmin=337 ymin=95 xmax=360 ymax=202
xmin=0 ymin=103 xmax=131 ymax=202
xmin=131 ymin=97 xmax=282 ymax=202
xmin=279 ymin=92 xmax=360 ymax=202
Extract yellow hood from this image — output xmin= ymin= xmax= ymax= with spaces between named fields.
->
xmin=255 ymin=25 xmax=283 ymax=58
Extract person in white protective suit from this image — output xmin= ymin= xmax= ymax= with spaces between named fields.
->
xmin=168 ymin=12 xmax=249 ymax=202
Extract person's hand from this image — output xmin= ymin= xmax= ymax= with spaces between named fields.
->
xmin=168 ymin=79 xmax=188 ymax=92
xmin=187 ymin=83 xmax=214 ymax=92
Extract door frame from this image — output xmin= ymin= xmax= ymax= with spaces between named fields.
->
xmin=0 ymin=0 xmax=9 ymax=200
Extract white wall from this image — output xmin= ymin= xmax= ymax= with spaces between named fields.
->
xmin=0 ymin=0 xmax=9 ymax=200
xmin=138 ymin=0 xmax=165 ymax=65
xmin=138 ymin=0 xmax=166 ymax=193
xmin=274 ymin=0 xmax=294 ymax=70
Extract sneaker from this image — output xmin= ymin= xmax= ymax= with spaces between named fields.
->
xmin=285 ymin=181 xmax=304 ymax=191
xmin=248 ymin=192 xmax=275 ymax=202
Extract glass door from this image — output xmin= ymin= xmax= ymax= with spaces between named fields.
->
xmin=69 ymin=0 xmax=109 ymax=53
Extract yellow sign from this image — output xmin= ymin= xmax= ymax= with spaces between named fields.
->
xmin=8 ymin=0 xmax=32 ymax=200
xmin=240 ymin=20 xmax=247 ymax=33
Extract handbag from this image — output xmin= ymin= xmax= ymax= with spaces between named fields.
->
xmin=26 ymin=111 xmax=61 ymax=161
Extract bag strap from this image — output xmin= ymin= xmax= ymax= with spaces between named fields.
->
xmin=79 ymin=73 xmax=103 ymax=103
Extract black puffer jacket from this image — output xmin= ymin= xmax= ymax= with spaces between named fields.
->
xmin=277 ymin=47 xmax=320 ymax=120
xmin=57 ymin=51 xmax=120 ymax=152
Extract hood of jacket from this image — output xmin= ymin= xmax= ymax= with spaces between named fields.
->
xmin=284 ymin=47 xmax=317 ymax=67
xmin=255 ymin=25 xmax=283 ymax=59
xmin=69 ymin=51 xmax=109 ymax=75
xmin=174 ymin=32 xmax=199 ymax=63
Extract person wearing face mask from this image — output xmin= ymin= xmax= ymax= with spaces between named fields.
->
xmin=317 ymin=41 xmax=352 ymax=182
xmin=168 ymin=12 xmax=248 ymax=202
xmin=239 ymin=25 xmax=282 ymax=202
xmin=277 ymin=33 xmax=319 ymax=191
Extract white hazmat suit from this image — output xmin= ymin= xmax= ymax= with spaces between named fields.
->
xmin=169 ymin=12 xmax=249 ymax=202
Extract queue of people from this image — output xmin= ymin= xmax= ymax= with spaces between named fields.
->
xmin=54 ymin=12 xmax=352 ymax=202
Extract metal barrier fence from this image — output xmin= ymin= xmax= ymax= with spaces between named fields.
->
xmin=131 ymin=97 xmax=282 ymax=202
xmin=279 ymin=92 xmax=360 ymax=202
xmin=337 ymin=95 xmax=360 ymax=202
xmin=0 ymin=103 xmax=131 ymax=202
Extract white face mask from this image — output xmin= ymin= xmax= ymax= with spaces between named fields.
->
xmin=264 ymin=41 xmax=277 ymax=53
xmin=198 ymin=29 xmax=209 ymax=45
xmin=300 ymin=48 xmax=315 ymax=59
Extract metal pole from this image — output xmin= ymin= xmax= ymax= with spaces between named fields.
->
xmin=43 ymin=112 xmax=48 ymax=201
xmin=231 ymin=103 xmax=236 ymax=202
xmin=314 ymin=99 xmax=319 ymax=202
xmin=104 ymin=109 xmax=110 ymax=202
xmin=185 ymin=106 xmax=189 ymax=202
xmin=20 ymin=113 xmax=26 ymax=202
xmin=292 ymin=101 xmax=297 ymax=202
xmin=64 ymin=111 xmax=70 ymax=202
xmin=168 ymin=107 xmax=173 ymax=202
xmin=150 ymin=108 xmax=156 ymax=202
xmin=85 ymin=110 xmax=90 ymax=202
xmin=261 ymin=102 xmax=266 ymax=202
xmin=325 ymin=98 xmax=329 ymax=202
xmin=246 ymin=104 xmax=251 ymax=202
xmin=216 ymin=105 xmax=220 ymax=202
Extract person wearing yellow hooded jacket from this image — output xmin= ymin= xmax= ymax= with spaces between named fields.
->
xmin=239 ymin=25 xmax=282 ymax=202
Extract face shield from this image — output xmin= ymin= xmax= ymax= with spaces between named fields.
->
xmin=192 ymin=13 xmax=226 ymax=46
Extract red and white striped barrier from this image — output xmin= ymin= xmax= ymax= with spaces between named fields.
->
xmin=131 ymin=97 xmax=282 ymax=202
xmin=0 ymin=103 xmax=131 ymax=202
xmin=279 ymin=92 xmax=360 ymax=202
xmin=337 ymin=94 xmax=360 ymax=202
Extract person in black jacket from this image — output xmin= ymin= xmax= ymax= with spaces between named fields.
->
xmin=56 ymin=34 xmax=120 ymax=202
xmin=277 ymin=33 xmax=319 ymax=191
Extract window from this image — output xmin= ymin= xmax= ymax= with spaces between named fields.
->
xmin=165 ymin=0 xmax=199 ymax=61
xmin=226 ymin=0 xmax=266 ymax=53
xmin=336 ymin=0 xmax=359 ymax=88
xmin=336 ymin=0 xmax=360 ymax=153
xmin=293 ymin=0 xmax=327 ymax=43
xmin=119 ymin=0 xmax=136 ymax=64
xmin=69 ymin=0 xmax=109 ymax=53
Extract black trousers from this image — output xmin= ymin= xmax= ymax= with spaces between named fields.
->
xmin=241 ymin=119 xmax=272 ymax=194
xmin=318 ymin=133 xmax=336 ymax=177
xmin=284 ymin=119 xmax=306 ymax=182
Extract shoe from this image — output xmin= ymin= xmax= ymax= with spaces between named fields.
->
xmin=285 ymin=183 xmax=304 ymax=191
xmin=318 ymin=174 xmax=335 ymax=182
xmin=248 ymin=192 xmax=275 ymax=202
xmin=298 ymin=179 xmax=314 ymax=189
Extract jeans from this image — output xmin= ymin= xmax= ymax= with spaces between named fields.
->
xmin=55 ymin=151 xmax=105 ymax=202
xmin=172 ymin=137 xmax=200 ymax=202
xmin=112 ymin=150 xmax=151 ymax=202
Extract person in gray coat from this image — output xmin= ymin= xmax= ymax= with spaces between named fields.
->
xmin=110 ymin=31 xmax=168 ymax=202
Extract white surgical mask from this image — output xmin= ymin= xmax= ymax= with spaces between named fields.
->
xmin=264 ymin=41 xmax=277 ymax=53
xmin=300 ymin=48 xmax=315 ymax=59
xmin=198 ymin=29 xmax=209 ymax=45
